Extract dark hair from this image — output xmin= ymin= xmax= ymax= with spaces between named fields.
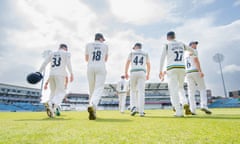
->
xmin=95 ymin=33 xmax=105 ymax=41
xmin=60 ymin=44 xmax=68 ymax=49
xmin=167 ymin=31 xmax=175 ymax=39
xmin=134 ymin=43 xmax=142 ymax=49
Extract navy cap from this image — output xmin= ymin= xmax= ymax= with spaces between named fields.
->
xmin=167 ymin=31 xmax=175 ymax=37
xmin=189 ymin=41 xmax=198 ymax=46
xmin=95 ymin=33 xmax=105 ymax=41
xmin=133 ymin=43 xmax=142 ymax=49
xmin=60 ymin=44 xmax=68 ymax=49
xmin=134 ymin=43 xmax=142 ymax=48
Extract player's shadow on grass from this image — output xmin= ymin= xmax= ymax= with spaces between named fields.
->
xmin=15 ymin=117 xmax=71 ymax=121
xmin=144 ymin=115 xmax=240 ymax=120
xmin=96 ymin=118 xmax=132 ymax=122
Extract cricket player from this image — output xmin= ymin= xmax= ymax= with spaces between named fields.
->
xmin=125 ymin=43 xmax=150 ymax=117
xmin=185 ymin=41 xmax=212 ymax=115
xmin=43 ymin=76 xmax=68 ymax=116
xmin=85 ymin=33 xmax=108 ymax=120
xmin=116 ymin=75 xmax=129 ymax=113
xmin=39 ymin=44 xmax=74 ymax=118
xmin=159 ymin=31 xmax=194 ymax=117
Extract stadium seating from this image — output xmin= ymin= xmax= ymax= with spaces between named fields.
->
xmin=208 ymin=98 xmax=240 ymax=108
xmin=0 ymin=102 xmax=45 ymax=111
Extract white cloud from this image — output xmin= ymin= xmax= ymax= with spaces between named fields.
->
xmin=107 ymin=0 xmax=175 ymax=25
xmin=1 ymin=0 xmax=240 ymax=97
xmin=192 ymin=0 xmax=216 ymax=5
xmin=234 ymin=0 xmax=240 ymax=6
xmin=222 ymin=64 xmax=240 ymax=73
xmin=0 ymin=0 xmax=102 ymax=92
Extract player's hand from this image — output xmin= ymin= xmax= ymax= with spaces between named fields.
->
xmin=199 ymin=72 xmax=204 ymax=78
xmin=159 ymin=72 xmax=164 ymax=81
xmin=70 ymin=74 xmax=74 ymax=82
xmin=146 ymin=74 xmax=149 ymax=80
xmin=44 ymin=84 xmax=48 ymax=90
xmin=125 ymin=73 xmax=129 ymax=80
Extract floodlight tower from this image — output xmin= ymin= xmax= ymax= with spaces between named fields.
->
xmin=213 ymin=53 xmax=227 ymax=97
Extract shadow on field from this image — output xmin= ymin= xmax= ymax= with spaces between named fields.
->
xmin=15 ymin=117 xmax=71 ymax=121
xmin=96 ymin=118 xmax=132 ymax=122
xmin=144 ymin=115 xmax=240 ymax=120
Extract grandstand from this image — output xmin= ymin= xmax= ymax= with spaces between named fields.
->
xmin=0 ymin=82 xmax=215 ymax=111
xmin=100 ymin=82 xmax=212 ymax=109
xmin=208 ymin=98 xmax=240 ymax=108
xmin=0 ymin=83 xmax=44 ymax=111
xmin=61 ymin=93 xmax=89 ymax=111
xmin=229 ymin=90 xmax=240 ymax=98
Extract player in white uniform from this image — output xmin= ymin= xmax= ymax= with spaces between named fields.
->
xmin=125 ymin=43 xmax=150 ymax=117
xmin=85 ymin=33 xmax=108 ymax=120
xmin=185 ymin=41 xmax=212 ymax=115
xmin=39 ymin=44 xmax=74 ymax=117
xmin=43 ymin=76 xmax=68 ymax=116
xmin=116 ymin=75 xmax=129 ymax=113
xmin=159 ymin=31 xmax=194 ymax=117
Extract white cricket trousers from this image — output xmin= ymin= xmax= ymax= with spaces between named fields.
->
xmin=87 ymin=65 xmax=106 ymax=108
xmin=118 ymin=92 xmax=127 ymax=112
xmin=186 ymin=72 xmax=208 ymax=113
xmin=48 ymin=75 xmax=66 ymax=107
xmin=167 ymin=69 xmax=187 ymax=116
xmin=130 ymin=71 xmax=146 ymax=114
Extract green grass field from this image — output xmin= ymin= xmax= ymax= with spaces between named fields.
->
xmin=0 ymin=108 xmax=240 ymax=144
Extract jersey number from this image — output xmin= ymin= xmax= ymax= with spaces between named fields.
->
xmin=133 ymin=56 xmax=144 ymax=65
xmin=52 ymin=57 xmax=61 ymax=67
xmin=92 ymin=51 xmax=101 ymax=61
xmin=174 ymin=51 xmax=183 ymax=61
xmin=186 ymin=59 xmax=191 ymax=68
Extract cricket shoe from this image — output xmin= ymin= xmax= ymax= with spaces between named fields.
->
xmin=172 ymin=107 xmax=176 ymax=112
xmin=88 ymin=106 xmax=96 ymax=120
xmin=183 ymin=104 xmax=192 ymax=115
xmin=131 ymin=106 xmax=138 ymax=116
xmin=139 ymin=112 xmax=145 ymax=117
xmin=55 ymin=107 xmax=61 ymax=116
xmin=191 ymin=112 xmax=197 ymax=115
xmin=44 ymin=103 xmax=54 ymax=118
xmin=201 ymin=108 xmax=212 ymax=115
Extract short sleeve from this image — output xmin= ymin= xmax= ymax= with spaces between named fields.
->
xmin=127 ymin=53 xmax=132 ymax=61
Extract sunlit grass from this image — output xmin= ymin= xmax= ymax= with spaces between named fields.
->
xmin=0 ymin=108 xmax=240 ymax=144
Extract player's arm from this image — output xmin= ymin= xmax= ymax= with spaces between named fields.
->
xmin=85 ymin=44 xmax=89 ymax=62
xmin=125 ymin=60 xmax=130 ymax=80
xmin=146 ymin=62 xmax=150 ymax=80
xmin=193 ymin=57 xmax=204 ymax=77
xmin=65 ymin=76 xmax=69 ymax=89
xmin=85 ymin=55 xmax=89 ymax=62
xmin=39 ymin=54 xmax=51 ymax=73
xmin=159 ymin=44 xmax=167 ymax=80
xmin=125 ymin=60 xmax=131 ymax=80
xmin=125 ymin=53 xmax=131 ymax=80
xmin=146 ymin=54 xmax=150 ymax=80
xmin=44 ymin=79 xmax=49 ymax=90
xmin=105 ymin=54 xmax=108 ymax=62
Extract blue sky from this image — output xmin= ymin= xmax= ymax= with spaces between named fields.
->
xmin=0 ymin=0 xmax=240 ymax=97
